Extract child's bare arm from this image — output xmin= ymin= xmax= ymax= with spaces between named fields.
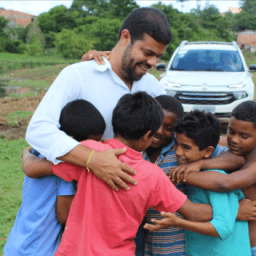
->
xmin=22 ymin=147 xmax=53 ymax=178
xmin=144 ymin=212 xmax=219 ymax=237
xmin=237 ymin=199 xmax=256 ymax=221
xmin=181 ymin=164 xmax=256 ymax=192
xmin=56 ymin=195 xmax=74 ymax=225
xmin=169 ymin=150 xmax=245 ymax=183
xmin=176 ymin=198 xmax=213 ymax=222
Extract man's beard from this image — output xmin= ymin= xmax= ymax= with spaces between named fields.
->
xmin=121 ymin=43 xmax=143 ymax=82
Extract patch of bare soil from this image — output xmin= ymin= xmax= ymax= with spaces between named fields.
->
xmin=0 ymin=92 xmax=45 ymax=140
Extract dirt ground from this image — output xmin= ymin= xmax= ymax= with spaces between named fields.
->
xmin=0 ymin=93 xmax=45 ymax=140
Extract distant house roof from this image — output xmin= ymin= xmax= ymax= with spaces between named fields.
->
xmin=0 ymin=8 xmax=36 ymax=27
xmin=228 ymin=7 xmax=242 ymax=14
xmin=237 ymin=30 xmax=256 ymax=47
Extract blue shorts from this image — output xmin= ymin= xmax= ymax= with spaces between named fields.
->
xmin=251 ymin=246 xmax=256 ymax=256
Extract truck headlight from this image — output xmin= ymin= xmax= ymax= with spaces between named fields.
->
xmin=163 ymin=79 xmax=182 ymax=88
xmin=233 ymin=91 xmax=248 ymax=100
xmin=228 ymin=81 xmax=247 ymax=88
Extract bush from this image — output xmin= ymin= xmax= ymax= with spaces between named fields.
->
xmin=5 ymin=40 xmax=26 ymax=54
xmin=26 ymin=34 xmax=42 ymax=56
xmin=55 ymin=28 xmax=92 ymax=59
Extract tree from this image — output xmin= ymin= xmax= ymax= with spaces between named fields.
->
xmin=0 ymin=16 xmax=9 ymax=52
xmin=55 ymin=28 xmax=92 ymax=59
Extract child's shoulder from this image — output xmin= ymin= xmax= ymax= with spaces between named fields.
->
xmin=80 ymin=140 xmax=110 ymax=152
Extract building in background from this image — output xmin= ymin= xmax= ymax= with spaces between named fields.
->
xmin=0 ymin=8 xmax=36 ymax=27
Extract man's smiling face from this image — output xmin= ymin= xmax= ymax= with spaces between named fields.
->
xmin=121 ymin=33 xmax=167 ymax=82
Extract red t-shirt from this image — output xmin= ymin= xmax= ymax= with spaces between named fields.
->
xmin=53 ymin=139 xmax=187 ymax=256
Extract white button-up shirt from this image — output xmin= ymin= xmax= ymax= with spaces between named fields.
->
xmin=26 ymin=59 xmax=166 ymax=164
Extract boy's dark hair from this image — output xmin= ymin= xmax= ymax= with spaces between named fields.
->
xmin=155 ymin=95 xmax=184 ymax=120
xmin=231 ymin=101 xmax=256 ymax=128
xmin=59 ymin=100 xmax=106 ymax=142
xmin=112 ymin=91 xmax=163 ymax=140
xmin=175 ymin=110 xmax=221 ymax=151
xmin=119 ymin=7 xmax=172 ymax=45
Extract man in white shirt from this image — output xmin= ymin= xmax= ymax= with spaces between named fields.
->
xmin=26 ymin=7 xmax=171 ymax=191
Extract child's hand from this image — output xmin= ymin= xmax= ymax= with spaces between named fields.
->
xmin=143 ymin=212 xmax=179 ymax=231
xmin=21 ymin=146 xmax=32 ymax=159
xmin=237 ymin=199 xmax=256 ymax=221
xmin=81 ymin=50 xmax=111 ymax=65
xmin=168 ymin=161 xmax=203 ymax=183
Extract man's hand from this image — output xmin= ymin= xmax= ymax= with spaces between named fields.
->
xmin=168 ymin=161 xmax=203 ymax=183
xmin=237 ymin=199 xmax=256 ymax=221
xmin=143 ymin=212 xmax=178 ymax=231
xmin=81 ymin=50 xmax=111 ymax=65
xmin=88 ymin=148 xmax=137 ymax=191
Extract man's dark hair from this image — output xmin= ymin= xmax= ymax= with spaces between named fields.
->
xmin=59 ymin=100 xmax=106 ymax=142
xmin=155 ymin=95 xmax=184 ymax=120
xmin=119 ymin=7 xmax=172 ymax=44
xmin=175 ymin=110 xmax=221 ymax=151
xmin=231 ymin=101 xmax=256 ymax=128
xmin=112 ymin=91 xmax=163 ymax=140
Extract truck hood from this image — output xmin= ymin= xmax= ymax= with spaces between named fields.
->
xmin=162 ymin=71 xmax=250 ymax=86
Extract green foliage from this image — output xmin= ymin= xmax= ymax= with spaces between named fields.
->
xmin=55 ymin=28 xmax=92 ymax=59
xmin=26 ymin=33 xmax=42 ymax=56
xmin=86 ymin=18 xmax=122 ymax=51
xmin=5 ymin=40 xmax=26 ymax=54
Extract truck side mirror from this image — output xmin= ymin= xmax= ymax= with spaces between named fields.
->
xmin=249 ymin=64 xmax=256 ymax=71
xmin=156 ymin=63 xmax=166 ymax=71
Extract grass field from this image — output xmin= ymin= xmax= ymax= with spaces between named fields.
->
xmin=0 ymin=139 xmax=28 ymax=253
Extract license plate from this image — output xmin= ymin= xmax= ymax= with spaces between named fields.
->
xmin=193 ymin=105 xmax=216 ymax=114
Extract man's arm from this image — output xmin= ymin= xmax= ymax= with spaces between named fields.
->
xmin=144 ymin=212 xmax=219 ymax=237
xmin=26 ymin=65 xmax=136 ymax=191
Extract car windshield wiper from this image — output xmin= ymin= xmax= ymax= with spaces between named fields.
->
xmin=192 ymin=69 xmax=224 ymax=71
xmin=170 ymin=68 xmax=187 ymax=71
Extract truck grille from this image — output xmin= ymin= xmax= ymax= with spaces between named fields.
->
xmin=175 ymin=92 xmax=236 ymax=105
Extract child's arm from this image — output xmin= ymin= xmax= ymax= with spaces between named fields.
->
xmin=56 ymin=195 xmax=74 ymax=225
xmin=169 ymin=150 xmax=245 ymax=183
xmin=177 ymin=163 xmax=256 ymax=192
xmin=144 ymin=212 xmax=220 ymax=237
xmin=22 ymin=147 xmax=53 ymax=178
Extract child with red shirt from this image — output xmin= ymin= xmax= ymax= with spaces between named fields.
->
xmin=23 ymin=92 xmax=213 ymax=256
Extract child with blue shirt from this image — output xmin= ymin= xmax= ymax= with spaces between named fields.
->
xmin=3 ymin=99 xmax=106 ymax=256
xmin=144 ymin=110 xmax=251 ymax=256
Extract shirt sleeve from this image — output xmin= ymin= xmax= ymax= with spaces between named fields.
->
xmin=57 ymin=179 xmax=77 ymax=196
xmin=51 ymin=162 xmax=83 ymax=182
xmin=149 ymin=168 xmax=187 ymax=213
xmin=26 ymin=65 xmax=83 ymax=164
xmin=208 ymin=188 xmax=243 ymax=240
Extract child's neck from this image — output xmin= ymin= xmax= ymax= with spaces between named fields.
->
xmin=113 ymin=135 xmax=143 ymax=152
xmin=245 ymin=148 xmax=256 ymax=162
xmin=146 ymin=147 xmax=162 ymax=163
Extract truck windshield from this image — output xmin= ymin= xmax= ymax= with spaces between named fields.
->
xmin=170 ymin=49 xmax=245 ymax=72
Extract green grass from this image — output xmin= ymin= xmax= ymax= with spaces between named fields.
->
xmin=0 ymin=52 xmax=78 ymax=74
xmin=0 ymin=138 xmax=28 ymax=253
xmin=6 ymin=110 xmax=33 ymax=127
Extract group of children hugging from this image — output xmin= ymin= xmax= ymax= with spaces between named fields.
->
xmin=3 ymin=90 xmax=256 ymax=256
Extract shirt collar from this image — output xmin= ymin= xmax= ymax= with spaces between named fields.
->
xmin=94 ymin=57 xmax=112 ymax=72
xmin=143 ymin=137 xmax=176 ymax=161
xmin=105 ymin=139 xmax=143 ymax=161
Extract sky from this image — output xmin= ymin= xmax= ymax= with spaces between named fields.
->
xmin=0 ymin=0 xmax=241 ymax=16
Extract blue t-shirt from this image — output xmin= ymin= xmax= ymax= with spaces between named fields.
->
xmin=185 ymin=170 xmax=251 ymax=256
xmin=4 ymin=150 xmax=76 ymax=256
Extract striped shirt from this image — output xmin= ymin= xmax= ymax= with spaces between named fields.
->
xmin=143 ymin=139 xmax=187 ymax=256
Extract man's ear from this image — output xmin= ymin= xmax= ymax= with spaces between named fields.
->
xmin=142 ymin=130 xmax=152 ymax=141
xmin=203 ymin=146 xmax=215 ymax=159
xmin=120 ymin=29 xmax=131 ymax=44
